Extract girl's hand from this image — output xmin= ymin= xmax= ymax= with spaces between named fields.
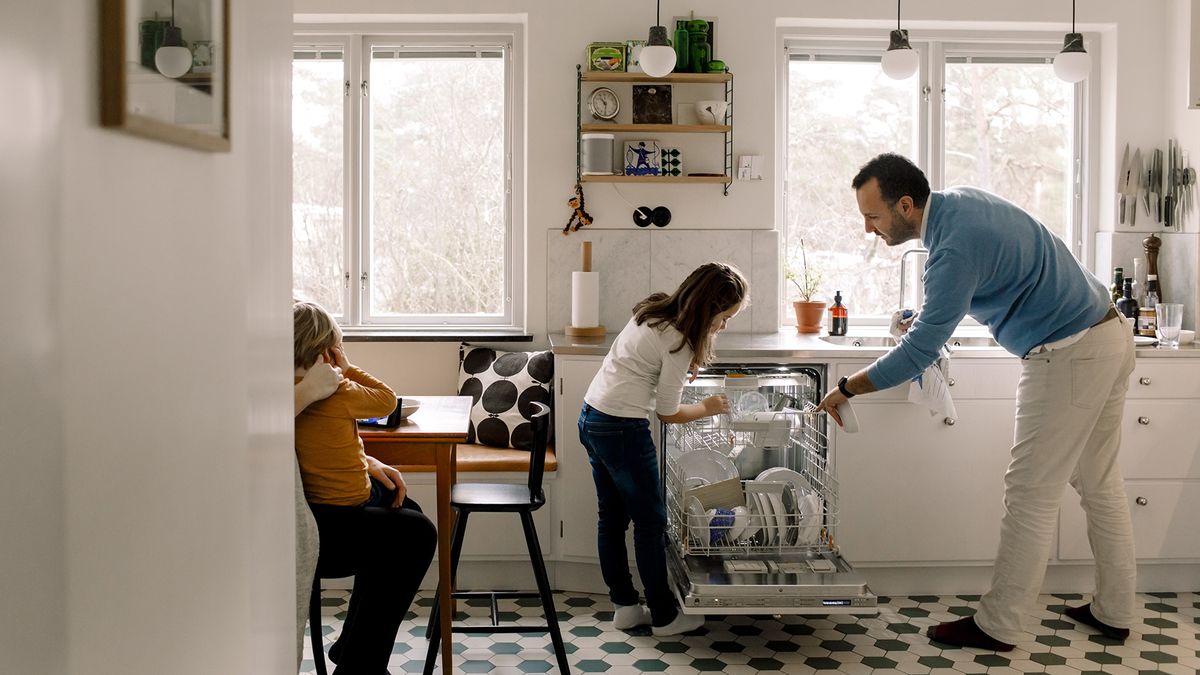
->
xmin=702 ymin=394 xmax=730 ymax=417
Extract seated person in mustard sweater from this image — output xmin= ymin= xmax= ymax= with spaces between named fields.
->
xmin=293 ymin=301 xmax=436 ymax=674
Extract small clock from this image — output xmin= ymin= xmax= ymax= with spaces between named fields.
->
xmin=588 ymin=87 xmax=620 ymax=121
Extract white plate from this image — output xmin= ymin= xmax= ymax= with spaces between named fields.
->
xmin=795 ymin=490 xmax=823 ymax=545
xmin=1133 ymin=335 xmax=1157 ymax=346
xmin=756 ymin=467 xmax=807 ymax=492
xmin=739 ymin=496 xmax=759 ymax=543
xmin=766 ymin=492 xmax=786 ymax=547
xmin=685 ymin=496 xmax=707 ymax=546
xmin=678 ymin=448 xmax=739 ymax=486
xmin=754 ymin=490 xmax=778 ymax=545
xmin=726 ymin=505 xmax=750 ymax=542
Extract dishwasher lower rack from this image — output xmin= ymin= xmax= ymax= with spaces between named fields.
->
xmin=664 ymin=409 xmax=839 ymax=557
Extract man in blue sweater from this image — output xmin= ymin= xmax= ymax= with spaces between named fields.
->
xmin=817 ymin=153 xmax=1137 ymax=651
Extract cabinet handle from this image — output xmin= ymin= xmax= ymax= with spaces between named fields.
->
xmin=943 ymin=417 xmax=956 ymax=426
xmin=1137 ymin=416 xmax=1150 ymax=425
xmin=947 ymin=378 xmax=956 ymax=387
xmin=1135 ymin=496 xmax=1148 ymax=506
xmin=1139 ymin=376 xmax=1152 ymax=386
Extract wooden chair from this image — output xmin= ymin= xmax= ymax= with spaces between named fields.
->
xmin=422 ymin=402 xmax=569 ymax=673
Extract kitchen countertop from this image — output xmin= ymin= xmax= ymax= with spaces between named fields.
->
xmin=549 ymin=329 xmax=1200 ymax=359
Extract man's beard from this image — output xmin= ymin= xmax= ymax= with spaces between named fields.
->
xmin=885 ymin=205 xmax=920 ymax=245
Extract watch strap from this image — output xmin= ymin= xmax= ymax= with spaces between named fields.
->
xmin=837 ymin=376 xmax=856 ymax=398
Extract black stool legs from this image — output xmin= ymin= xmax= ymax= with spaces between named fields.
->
xmin=310 ymin=580 xmax=328 ymax=675
xmin=423 ymin=510 xmax=470 ymax=674
xmin=520 ymin=511 xmax=570 ymax=674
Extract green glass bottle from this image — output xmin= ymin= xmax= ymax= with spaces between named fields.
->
xmin=672 ymin=24 xmax=689 ymax=73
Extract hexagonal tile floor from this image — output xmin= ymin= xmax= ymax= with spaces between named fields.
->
xmin=302 ymin=591 xmax=1200 ymax=674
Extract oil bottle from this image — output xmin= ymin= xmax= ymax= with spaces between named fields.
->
xmin=829 ymin=291 xmax=848 ymax=336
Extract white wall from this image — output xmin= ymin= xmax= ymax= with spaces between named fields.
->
xmin=1 ymin=0 xmax=297 ymax=672
xmin=295 ymin=0 xmax=1187 ymax=383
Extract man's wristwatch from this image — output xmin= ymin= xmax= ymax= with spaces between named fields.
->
xmin=837 ymin=376 xmax=856 ymax=398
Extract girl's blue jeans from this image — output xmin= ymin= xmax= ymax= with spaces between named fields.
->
xmin=578 ymin=403 xmax=679 ymax=627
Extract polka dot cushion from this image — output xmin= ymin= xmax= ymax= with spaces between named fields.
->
xmin=457 ymin=344 xmax=554 ymax=450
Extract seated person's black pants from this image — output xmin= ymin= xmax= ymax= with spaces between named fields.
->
xmin=309 ymin=479 xmax=437 ymax=675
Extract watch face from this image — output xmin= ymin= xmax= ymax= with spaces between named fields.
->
xmin=589 ymin=87 xmax=619 ymax=120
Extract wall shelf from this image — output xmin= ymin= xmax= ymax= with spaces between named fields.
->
xmin=576 ymin=64 xmax=733 ymax=195
xmin=580 ymin=175 xmax=731 ymax=184
xmin=581 ymin=123 xmax=730 ymax=134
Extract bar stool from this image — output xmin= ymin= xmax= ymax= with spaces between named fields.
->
xmin=422 ymin=402 xmax=569 ymax=673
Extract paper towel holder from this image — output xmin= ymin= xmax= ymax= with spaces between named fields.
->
xmin=565 ymin=241 xmax=607 ymax=338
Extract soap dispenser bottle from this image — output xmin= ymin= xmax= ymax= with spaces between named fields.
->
xmin=829 ymin=291 xmax=848 ymax=336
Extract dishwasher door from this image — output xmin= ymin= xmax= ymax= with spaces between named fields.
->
xmin=661 ymin=364 xmax=876 ymax=615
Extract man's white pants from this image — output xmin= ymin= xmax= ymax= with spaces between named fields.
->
xmin=974 ymin=314 xmax=1138 ymax=645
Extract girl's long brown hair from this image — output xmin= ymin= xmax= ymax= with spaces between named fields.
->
xmin=633 ymin=262 xmax=748 ymax=366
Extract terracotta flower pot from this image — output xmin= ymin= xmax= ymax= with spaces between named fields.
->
xmin=793 ymin=300 xmax=827 ymax=334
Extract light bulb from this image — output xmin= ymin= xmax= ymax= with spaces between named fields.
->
xmin=881 ymin=49 xmax=919 ymax=80
xmin=1054 ymin=33 xmax=1089 ymax=83
xmin=641 ymin=26 xmax=675 ymax=78
xmin=156 ymin=46 xmax=192 ymax=78
xmin=881 ymin=29 xmax=919 ymax=80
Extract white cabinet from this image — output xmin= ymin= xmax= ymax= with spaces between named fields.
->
xmin=834 ymin=369 xmax=1017 ymax=563
xmin=554 ymin=355 xmax=604 ymax=559
xmin=1059 ymin=359 xmax=1200 ymax=560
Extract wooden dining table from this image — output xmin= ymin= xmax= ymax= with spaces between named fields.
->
xmin=358 ymin=395 xmax=471 ymax=674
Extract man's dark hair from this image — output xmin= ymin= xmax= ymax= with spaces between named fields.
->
xmin=851 ymin=153 xmax=931 ymax=209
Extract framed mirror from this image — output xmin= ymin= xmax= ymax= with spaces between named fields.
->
xmin=100 ymin=0 xmax=230 ymax=152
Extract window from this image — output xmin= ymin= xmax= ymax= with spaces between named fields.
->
xmin=783 ymin=37 xmax=1085 ymax=322
xmin=293 ymin=30 xmax=522 ymax=330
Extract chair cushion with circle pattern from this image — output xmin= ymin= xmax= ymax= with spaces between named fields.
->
xmin=457 ymin=344 xmax=554 ymax=450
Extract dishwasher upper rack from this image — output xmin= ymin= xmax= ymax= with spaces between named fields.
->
xmin=663 ymin=407 xmax=840 ymax=556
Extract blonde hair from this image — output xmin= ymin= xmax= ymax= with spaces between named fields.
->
xmin=633 ymin=262 xmax=749 ymax=366
xmin=293 ymin=301 xmax=342 ymax=370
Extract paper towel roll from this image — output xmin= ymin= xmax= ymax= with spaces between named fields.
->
xmin=571 ymin=271 xmax=600 ymax=328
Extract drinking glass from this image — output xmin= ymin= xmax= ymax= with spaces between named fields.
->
xmin=1155 ymin=303 xmax=1184 ymax=349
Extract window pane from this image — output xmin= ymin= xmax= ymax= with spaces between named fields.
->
xmin=786 ymin=58 xmax=919 ymax=320
xmin=368 ymin=51 xmax=506 ymax=318
xmin=944 ymin=61 xmax=1073 ymax=240
xmin=292 ymin=51 xmax=345 ymax=315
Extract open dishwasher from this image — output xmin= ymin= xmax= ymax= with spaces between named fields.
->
xmin=660 ymin=364 xmax=876 ymax=615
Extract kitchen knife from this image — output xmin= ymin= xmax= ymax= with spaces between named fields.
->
xmin=1130 ymin=148 xmax=1141 ymax=226
xmin=1142 ymin=150 xmax=1152 ymax=217
xmin=1155 ymin=148 xmax=1164 ymax=223
xmin=1118 ymin=144 xmax=1131 ymax=225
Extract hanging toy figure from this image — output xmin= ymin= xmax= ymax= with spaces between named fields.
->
xmin=563 ymin=182 xmax=593 ymax=234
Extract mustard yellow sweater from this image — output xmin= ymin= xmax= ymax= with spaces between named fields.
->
xmin=295 ymin=366 xmax=396 ymax=506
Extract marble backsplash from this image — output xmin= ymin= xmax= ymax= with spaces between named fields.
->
xmin=1095 ymin=231 xmax=1198 ymax=330
xmin=547 ymin=229 xmax=780 ymax=334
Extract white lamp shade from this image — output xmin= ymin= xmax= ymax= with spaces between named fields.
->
xmin=881 ymin=47 xmax=919 ymax=80
xmin=640 ymin=45 xmax=676 ymax=78
xmin=1053 ymin=50 xmax=1090 ymax=83
xmin=155 ymin=46 xmax=192 ymax=78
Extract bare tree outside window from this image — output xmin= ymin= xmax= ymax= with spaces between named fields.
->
xmin=369 ymin=52 xmax=506 ymax=319
xmin=785 ymin=58 xmax=919 ymax=322
xmin=944 ymin=61 xmax=1073 ymax=240
xmin=293 ymin=51 xmax=345 ymax=315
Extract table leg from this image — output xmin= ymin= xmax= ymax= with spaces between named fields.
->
xmin=436 ymin=443 xmax=454 ymax=674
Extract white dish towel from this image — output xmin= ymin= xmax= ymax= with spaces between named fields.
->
xmin=892 ymin=309 xmax=957 ymax=420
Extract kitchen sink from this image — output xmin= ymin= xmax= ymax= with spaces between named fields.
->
xmin=819 ymin=335 xmax=897 ymax=348
xmin=818 ymin=335 xmax=1001 ymax=349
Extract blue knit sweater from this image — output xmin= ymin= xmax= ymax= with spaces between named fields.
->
xmin=867 ymin=187 xmax=1110 ymax=390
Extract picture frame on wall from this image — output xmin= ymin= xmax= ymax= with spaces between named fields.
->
xmin=100 ymin=0 xmax=231 ymax=152
xmin=632 ymin=84 xmax=672 ymax=124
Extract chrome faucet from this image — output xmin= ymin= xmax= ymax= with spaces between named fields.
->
xmin=898 ymin=248 xmax=929 ymax=310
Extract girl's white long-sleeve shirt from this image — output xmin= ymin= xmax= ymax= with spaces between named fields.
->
xmin=584 ymin=317 xmax=695 ymax=420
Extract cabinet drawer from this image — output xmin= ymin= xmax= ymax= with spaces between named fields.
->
xmin=1058 ymin=480 xmax=1200 ymax=560
xmin=1120 ymin=401 xmax=1200 ymax=479
xmin=1127 ymin=360 xmax=1200 ymax=399
xmin=835 ymin=359 xmax=1021 ymax=402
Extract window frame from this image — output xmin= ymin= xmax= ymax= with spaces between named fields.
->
xmin=293 ymin=24 xmax=526 ymax=333
xmin=777 ymin=28 xmax=1097 ymax=326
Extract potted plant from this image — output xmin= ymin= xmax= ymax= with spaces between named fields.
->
xmin=786 ymin=239 xmax=825 ymax=334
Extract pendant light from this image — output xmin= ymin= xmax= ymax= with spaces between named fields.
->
xmin=1053 ymin=0 xmax=1090 ymax=83
xmin=155 ymin=0 xmax=192 ymax=79
xmin=880 ymin=0 xmax=919 ymax=80
xmin=639 ymin=0 xmax=677 ymax=78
